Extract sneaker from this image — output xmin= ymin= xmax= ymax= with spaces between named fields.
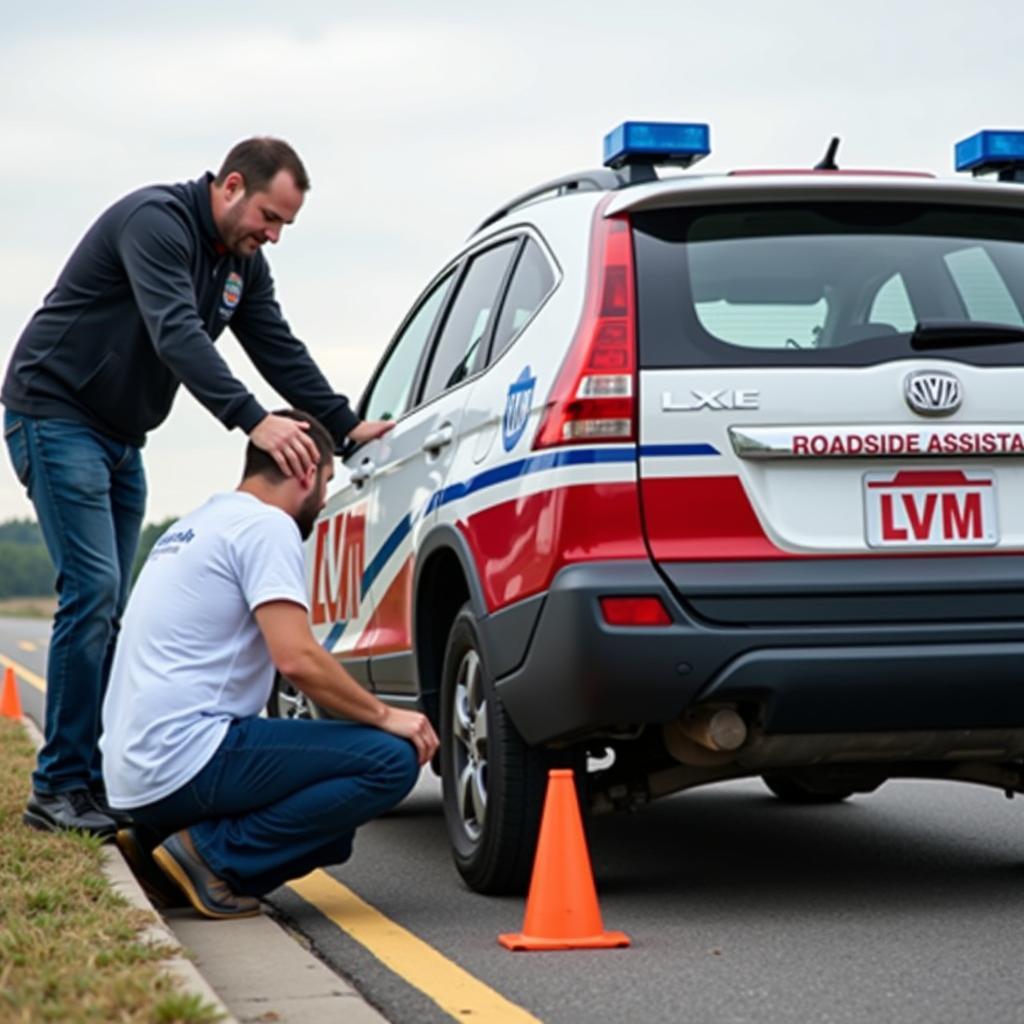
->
xmin=116 ymin=827 xmax=189 ymax=909
xmin=89 ymin=785 xmax=134 ymax=828
xmin=151 ymin=830 xmax=260 ymax=920
xmin=23 ymin=789 xmax=117 ymax=840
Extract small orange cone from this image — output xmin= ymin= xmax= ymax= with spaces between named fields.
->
xmin=1 ymin=666 xmax=23 ymax=720
xmin=499 ymin=768 xmax=630 ymax=951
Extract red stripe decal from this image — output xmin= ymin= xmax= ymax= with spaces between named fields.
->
xmin=641 ymin=476 xmax=785 ymax=560
xmin=459 ymin=482 xmax=647 ymax=611
xmin=353 ymin=556 xmax=414 ymax=656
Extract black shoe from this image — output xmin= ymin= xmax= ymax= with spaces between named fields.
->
xmin=116 ymin=827 xmax=189 ymax=908
xmin=23 ymin=789 xmax=117 ymax=840
xmin=88 ymin=784 xmax=134 ymax=827
xmin=152 ymin=830 xmax=261 ymax=919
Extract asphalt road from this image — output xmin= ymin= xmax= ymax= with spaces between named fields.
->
xmin=270 ymin=768 xmax=1024 ymax=1024
xmin=1 ymin=614 xmax=48 ymax=725
xmin=6 ymin=614 xmax=1024 ymax=1023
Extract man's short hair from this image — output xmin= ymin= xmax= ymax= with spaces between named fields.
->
xmin=214 ymin=137 xmax=311 ymax=194
xmin=243 ymin=409 xmax=334 ymax=482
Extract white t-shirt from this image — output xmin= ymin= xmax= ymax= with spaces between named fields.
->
xmin=100 ymin=491 xmax=308 ymax=808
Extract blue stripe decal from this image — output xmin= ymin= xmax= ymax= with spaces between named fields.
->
xmin=322 ymin=621 xmax=347 ymax=652
xmin=356 ymin=443 xmax=717 ymax=598
xmin=434 ymin=447 xmax=636 ymax=507
xmin=639 ymin=443 xmax=720 ymax=457
xmin=361 ymin=511 xmax=414 ymax=599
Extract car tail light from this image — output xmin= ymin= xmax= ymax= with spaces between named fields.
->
xmin=600 ymin=596 xmax=671 ymax=627
xmin=534 ymin=203 xmax=637 ymax=447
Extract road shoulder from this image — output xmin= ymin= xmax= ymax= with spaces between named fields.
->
xmin=20 ymin=711 xmax=387 ymax=1024
xmin=163 ymin=908 xmax=389 ymax=1024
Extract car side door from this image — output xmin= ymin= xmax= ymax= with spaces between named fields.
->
xmin=365 ymin=238 xmax=522 ymax=697
xmin=308 ymin=271 xmax=453 ymax=687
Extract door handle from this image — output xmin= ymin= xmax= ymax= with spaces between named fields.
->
xmin=422 ymin=424 xmax=454 ymax=455
xmin=349 ymin=459 xmax=375 ymax=487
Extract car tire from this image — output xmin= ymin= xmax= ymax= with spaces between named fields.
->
xmin=266 ymin=673 xmax=318 ymax=720
xmin=762 ymin=773 xmax=856 ymax=804
xmin=440 ymin=603 xmax=580 ymax=895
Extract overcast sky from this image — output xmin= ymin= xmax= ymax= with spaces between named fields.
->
xmin=3 ymin=0 xmax=1023 ymax=523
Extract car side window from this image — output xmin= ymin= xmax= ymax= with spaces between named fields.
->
xmin=419 ymin=241 xmax=518 ymax=404
xmin=944 ymin=246 xmax=1024 ymax=326
xmin=364 ymin=271 xmax=455 ymax=422
xmin=869 ymin=273 xmax=916 ymax=333
xmin=489 ymin=239 xmax=556 ymax=363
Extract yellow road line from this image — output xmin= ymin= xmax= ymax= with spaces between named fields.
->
xmin=288 ymin=870 xmax=542 ymax=1024
xmin=17 ymin=640 xmax=38 ymax=653
xmin=0 ymin=653 xmax=46 ymax=693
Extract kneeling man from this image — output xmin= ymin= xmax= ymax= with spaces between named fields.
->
xmin=100 ymin=409 xmax=438 ymax=918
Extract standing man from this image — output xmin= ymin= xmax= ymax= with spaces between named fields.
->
xmin=101 ymin=409 xmax=438 ymax=917
xmin=2 ymin=138 xmax=390 ymax=837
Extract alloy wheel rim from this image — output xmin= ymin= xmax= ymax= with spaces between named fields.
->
xmin=451 ymin=649 xmax=488 ymax=841
xmin=277 ymin=681 xmax=313 ymax=720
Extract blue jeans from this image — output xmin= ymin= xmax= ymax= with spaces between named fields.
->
xmin=130 ymin=717 xmax=419 ymax=896
xmin=3 ymin=411 xmax=146 ymax=794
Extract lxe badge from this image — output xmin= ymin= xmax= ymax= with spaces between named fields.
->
xmin=663 ymin=388 xmax=760 ymax=411
xmin=503 ymin=367 xmax=535 ymax=451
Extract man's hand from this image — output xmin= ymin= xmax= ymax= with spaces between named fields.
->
xmin=347 ymin=419 xmax=395 ymax=445
xmin=381 ymin=708 xmax=439 ymax=766
xmin=249 ymin=414 xmax=321 ymax=477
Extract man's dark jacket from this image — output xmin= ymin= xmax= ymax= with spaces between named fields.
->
xmin=2 ymin=173 xmax=359 ymax=448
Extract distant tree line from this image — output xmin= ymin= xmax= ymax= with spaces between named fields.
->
xmin=0 ymin=516 xmax=178 ymax=598
xmin=0 ymin=519 xmax=53 ymax=597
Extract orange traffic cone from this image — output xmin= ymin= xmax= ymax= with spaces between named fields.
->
xmin=499 ymin=768 xmax=630 ymax=951
xmin=1 ymin=666 xmax=23 ymax=720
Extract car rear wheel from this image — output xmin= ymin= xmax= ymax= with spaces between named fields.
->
xmin=266 ymin=673 xmax=318 ymax=720
xmin=762 ymin=773 xmax=857 ymax=804
xmin=440 ymin=604 xmax=577 ymax=895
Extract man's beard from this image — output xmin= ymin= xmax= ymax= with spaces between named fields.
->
xmin=296 ymin=488 xmax=321 ymax=540
xmin=220 ymin=201 xmax=258 ymax=258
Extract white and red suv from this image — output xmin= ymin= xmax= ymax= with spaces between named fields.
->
xmin=273 ymin=123 xmax=1024 ymax=893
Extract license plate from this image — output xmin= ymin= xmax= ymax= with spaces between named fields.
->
xmin=864 ymin=469 xmax=998 ymax=548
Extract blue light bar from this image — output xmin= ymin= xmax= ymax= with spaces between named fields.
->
xmin=955 ymin=129 xmax=1024 ymax=174
xmin=603 ymin=121 xmax=710 ymax=170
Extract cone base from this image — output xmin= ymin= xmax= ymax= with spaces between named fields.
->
xmin=498 ymin=930 xmax=630 ymax=951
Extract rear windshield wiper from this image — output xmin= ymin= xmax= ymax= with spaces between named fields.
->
xmin=911 ymin=320 xmax=1024 ymax=350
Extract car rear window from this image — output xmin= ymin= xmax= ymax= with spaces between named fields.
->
xmin=633 ymin=202 xmax=1024 ymax=367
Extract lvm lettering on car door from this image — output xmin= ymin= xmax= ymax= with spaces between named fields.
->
xmin=311 ymin=506 xmax=367 ymax=624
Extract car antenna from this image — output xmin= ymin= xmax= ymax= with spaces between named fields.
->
xmin=814 ymin=137 xmax=841 ymax=171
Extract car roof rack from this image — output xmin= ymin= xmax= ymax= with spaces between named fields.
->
xmin=473 ymin=121 xmax=712 ymax=236
xmin=472 ymin=168 xmax=628 ymax=236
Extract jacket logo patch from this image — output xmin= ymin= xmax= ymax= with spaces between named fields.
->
xmin=220 ymin=272 xmax=243 ymax=318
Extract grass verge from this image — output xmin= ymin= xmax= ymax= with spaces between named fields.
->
xmin=0 ymin=718 xmax=223 ymax=1023
xmin=0 ymin=597 xmax=57 ymax=620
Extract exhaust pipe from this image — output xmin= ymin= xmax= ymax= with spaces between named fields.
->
xmin=683 ymin=706 xmax=748 ymax=751
xmin=665 ymin=706 xmax=748 ymax=763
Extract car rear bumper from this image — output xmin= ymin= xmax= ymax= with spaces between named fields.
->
xmin=491 ymin=558 xmax=1024 ymax=745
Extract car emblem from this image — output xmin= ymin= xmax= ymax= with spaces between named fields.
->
xmin=904 ymin=370 xmax=962 ymax=417
xmin=503 ymin=366 xmax=535 ymax=451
